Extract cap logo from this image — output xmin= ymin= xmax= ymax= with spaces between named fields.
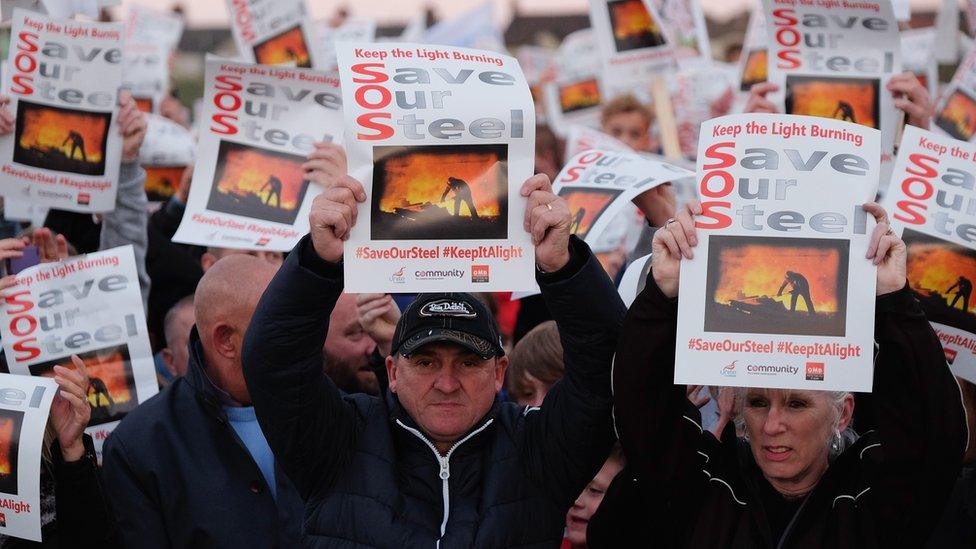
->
xmin=419 ymin=300 xmax=476 ymax=318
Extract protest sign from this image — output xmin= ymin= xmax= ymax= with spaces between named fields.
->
xmin=669 ymin=64 xmax=736 ymax=158
xmin=2 ymin=190 xmax=48 ymax=227
xmin=0 ymin=9 xmax=123 ymax=214
xmin=139 ymin=114 xmax=194 ymax=202
xmin=0 ymin=246 xmax=157 ymax=457
xmin=935 ymin=42 xmax=976 ymax=142
xmin=738 ymin=7 xmax=767 ymax=93
xmin=172 ymin=59 xmax=343 ymax=251
xmin=588 ymin=0 xmax=675 ymax=88
xmin=762 ymin=0 xmax=901 ymax=155
xmin=336 ymin=42 xmax=536 ymax=292
xmin=121 ymin=41 xmax=168 ymax=114
xmin=676 ymin=114 xmax=880 ymax=391
xmin=516 ymin=46 xmax=556 ymax=120
xmin=224 ymin=0 xmax=320 ymax=68
xmin=423 ymin=1 xmax=505 ymax=53
xmin=618 ymin=252 xmax=653 ymax=307
xmin=901 ymin=28 xmax=938 ymax=101
xmin=564 ymin=124 xmax=633 ymax=159
xmin=314 ymin=18 xmax=376 ymax=72
xmin=652 ymin=0 xmax=711 ymax=64
xmin=882 ymin=126 xmax=976 ymax=383
xmin=543 ymin=29 xmax=606 ymax=137
xmin=0 ymin=374 xmax=56 ymax=542
xmin=123 ymin=4 xmax=184 ymax=53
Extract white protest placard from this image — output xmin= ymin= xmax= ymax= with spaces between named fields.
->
xmin=121 ymin=41 xmax=168 ymax=114
xmin=173 ymin=59 xmax=343 ymax=251
xmin=670 ymin=64 xmax=737 ymax=158
xmin=737 ymin=7 xmax=767 ymax=94
xmin=882 ymin=126 xmax=976 ymax=383
xmin=588 ymin=0 xmax=675 ymax=88
xmin=901 ymin=28 xmax=938 ymax=100
xmin=543 ymin=29 xmax=606 ymax=137
xmin=224 ymin=0 xmax=320 ymax=68
xmin=0 ymin=374 xmax=56 ymax=542
xmin=0 ymin=9 xmax=123 ymax=213
xmin=2 ymin=188 xmax=48 ymax=226
xmin=0 ymin=246 xmax=157 ymax=457
xmin=337 ymin=42 xmax=535 ymax=292
xmin=762 ymin=0 xmax=902 ymax=155
xmin=676 ymin=114 xmax=880 ymax=391
xmin=123 ymin=4 xmax=184 ymax=52
xmin=618 ymin=252 xmax=653 ymax=307
xmin=423 ymin=1 xmax=505 ymax=53
xmin=516 ymin=46 xmax=556 ymax=120
xmin=564 ymin=124 xmax=633 ymax=159
xmin=652 ymin=0 xmax=711 ymax=65
xmin=139 ymin=114 xmax=194 ymax=202
xmin=314 ymin=18 xmax=376 ymax=72
xmin=935 ymin=42 xmax=976 ymax=142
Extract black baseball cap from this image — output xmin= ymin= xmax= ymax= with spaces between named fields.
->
xmin=391 ymin=293 xmax=505 ymax=359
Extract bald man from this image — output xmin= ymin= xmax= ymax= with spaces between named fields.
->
xmin=102 ymin=255 xmax=303 ymax=549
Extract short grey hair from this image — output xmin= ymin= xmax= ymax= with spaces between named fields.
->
xmin=732 ymin=388 xmax=852 ymax=458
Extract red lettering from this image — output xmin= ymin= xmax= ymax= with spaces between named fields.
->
xmin=3 ymin=291 xmax=33 ymax=315
xmin=905 ymin=153 xmax=939 ymax=178
xmin=776 ymin=27 xmax=800 ymax=47
xmin=12 ymin=339 xmax=40 ymax=363
xmin=9 ymin=315 xmax=36 ymax=337
xmin=10 ymin=75 xmax=32 ymax=95
xmin=700 ymin=171 xmax=735 ymax=198
xmin=702 ymin=142 xmax=735 ymax=169
xmin=777 ymin=50 xmax=801 ymax=69
xmin=901 ymin=176 xmax=933 ymax=200
xmin=894 ymin=200 xmax=927 ymax=225
xmin=210 ymin=113 xmax=239 ymax=135
xmin=352 ymin=63 xmax=389 ymax=84
xmin=355 ymin=85 xmax=391 ymax=109
xmin=16 ymin=31 xmax=39 ymax=53
xmin=357 ymin=113 xmax=394 ymax=140
xmin=214 ymin=74 xmax=243 ymax=92
xmin=696 ymin=202 xmax=732 ymax=230
xmin=559 ymin=165 xmax=587 ymax=184
xmin=772 ymin=8 xmax=798 ymax=26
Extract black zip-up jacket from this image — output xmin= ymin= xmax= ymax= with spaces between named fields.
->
xmin=100 ymin=334 xmax=304 ymax=548
xmin=608 ymin=272 xmax=967 ymax=548
xmin=241 ymin=235 xmax=624 ymax=548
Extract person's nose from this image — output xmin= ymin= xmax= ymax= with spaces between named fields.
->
xmin=762 ymin=405 xmax=788 ymax=436
xmin=432 ymin=364 xmax=461 ymax=393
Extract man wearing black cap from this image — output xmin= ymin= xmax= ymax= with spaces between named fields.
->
xmin=242 ymin=151 xmax=626 ymax=547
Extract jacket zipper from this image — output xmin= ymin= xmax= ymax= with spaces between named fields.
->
xmin=395 ymin=418 xmax=495 ymax=546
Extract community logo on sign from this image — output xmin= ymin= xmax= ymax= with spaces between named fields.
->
xmin=805 ymin=361 xmax=825 ymax=381
xmin=472 ymin=265 xmax=490 ymax=283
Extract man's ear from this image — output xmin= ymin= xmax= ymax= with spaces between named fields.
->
xmin=200 ymin=252 xmax=218 ymax=271
xmin=161 ymin=348 xmax=178 ymax=377
xmin=386 ymin=355 xmax=398 ymax=393
xmin=494 ymin=356 xmax=509 ymax=393
xmin=211 ymin=323 xmax=238 ymax=360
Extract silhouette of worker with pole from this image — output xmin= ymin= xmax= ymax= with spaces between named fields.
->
xmin=832 ymin=101 xmax=856 ymax=124
xmin=777 ymin=270 xmax=815 ymax=314
xmin=947 ymin=276 xmax=973 ymax=312
xmin=440 ymin=177 xmax=479 ymax=218
xmin=260 ymin=175 xmax=283 ymax=208
xmin=569 ymin=207 xmax=586 ymax=234
xmin=88 ymin=377 xmax=115 ymax=415
xmin=62 ymin=131 xmax=87 ymax=162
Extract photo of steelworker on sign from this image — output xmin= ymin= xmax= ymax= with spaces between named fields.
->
xmin=704 ymin=236 xmax=850 ymax=337
xmin=903 ymin=228 xmax=976 ymax=338
xmin=30 ymin=344 xmax=138 ymax=427
xmin=0 ymin=410 xmax=22 ymax=495
xmin=559 ymin=78 xmax=602 ymax=115
xmin=557 ymin=187 xmax=624 ymax=240
xmin=935 ymin=89 xmax=976 ymax=142
xmin=252 ymin=25 xmax=312 ymax=68
xmin=785 ymin=75 xmax=881 ymax=130
xmin=13 ymin=101 xmax=112 ymax=176
xmin=206 ymin=141 xmax=310 ymax=225
xmin=606 ymin=0 xmax=667 ymax=52
xmin=740 ymin=49 xmax=767 ymax=92
xmin=370 ymin=144 xmax=509 ymax=241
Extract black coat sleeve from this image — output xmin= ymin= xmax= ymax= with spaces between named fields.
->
xmin=518 ymin=237 xmax=625 ymax=507
xmin=241 ymin=235 xmax=357 ymax=501
xmin=100 ymin=434 xmax=170 ymax=548
xmin=51 ymin=436 xmax=121 ymax=549
xmin=866 ymin=286 xmax=968 ymax=547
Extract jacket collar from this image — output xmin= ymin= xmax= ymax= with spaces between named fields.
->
xmin=184 ymin=327 xmax=234 ymax=421
xmin=384 ymin=389 xmax=497 ymax=455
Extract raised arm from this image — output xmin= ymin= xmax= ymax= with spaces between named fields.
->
xmin=241 ymin=143 xmax=367 ymax=499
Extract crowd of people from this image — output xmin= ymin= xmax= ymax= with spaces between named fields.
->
xmin=0 ymin=4 xmax=970 ymax=549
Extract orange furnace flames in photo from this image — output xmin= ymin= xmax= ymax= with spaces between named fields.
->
xmin=790 ymin=80 xmax=878 ymax=129
xmin=144 ymin=166 xmax=185 ymax=196
xmin=255 ymin=27 xmax=311 ymax=66
xmin=45 ymin=352 xmax=134 ymax=405
xmin=378 ymin=152 xmax=502 ymax=217
xmin=744 ymin=50 xmax=768 ymax=83
xmin=560 ymin=80 xmax=601 ymax=111
xmin=908 ymin=243 xmax=976 ymax=314
xmin=611 ymin=0 xmax=658 ymax=40
xmin=713 ymin=244 xmax=841 ymax=313
xmin=0 ymin=418 xmax=12 ymax=476
xmin=940 ymin=93 xmax=976 ymax=139
xmin=561 ymin=190 xmax=616 ymax=236
xmin=217 ymin=149 xmax=304 ymax=211
xmin=19 ymin=108 xmax=107 ymax=163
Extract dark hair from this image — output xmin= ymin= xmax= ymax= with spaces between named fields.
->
xmin=507 ymin=321 xmax=563 ymax=397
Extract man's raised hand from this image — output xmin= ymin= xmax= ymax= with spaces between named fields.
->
xmin=521 ymin=174 xmax=572 ymax=273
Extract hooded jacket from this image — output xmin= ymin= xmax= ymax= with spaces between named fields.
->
xmin=101 ymin=334 xmax=304 ymax=548
xmin=604 ymin=272 xmax=967 ymax=548
xmin=241 ymin=235 xmax=624 ymax=548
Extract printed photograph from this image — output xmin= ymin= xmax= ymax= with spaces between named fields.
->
xmin=557 ymin=188 xmax=624 ymax=240
xmin=134 ymin=97 xmax=154 ymax=114
xmin=30 ymin=344 xmax=138 ymax=427
xmin=935 ymin=89 xmax=976 ymax=141
xmin=206 ymin=141 xmax=310 ymax=225
xmin=0 ymin=410 xmax=22 ymax=495
xmin=785 ymin=75 xmax=880 ymax=130
xmin=606 ymin=0 xmax=667 ymax=52
xmin=252 ymin=25 xmax=312 ymax=68
xmin=559 ymin=78 xmax=602 ymax=114
xmin=903 ymin=228 xmax=976 ymax=335
xmin=740 ymin=49 xmax=768 ymax=91
xmin=14 ymin=100 xmax=112 ymax=176
xmin=144 ymin=165 xmax=186 ymax=202
xmin=704 ymin=236 xmax=850 ymax=336
xmin=371 ymin=144 xmax=508 ymax=240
